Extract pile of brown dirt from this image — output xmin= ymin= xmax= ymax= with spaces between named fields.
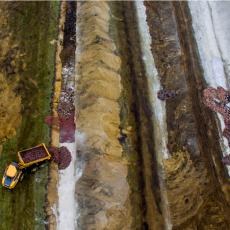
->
xmin=74 ymin=2 xmax=132 ymax=229
xmin=203 ymin=87 xmax=230 ymax=148
xmin=48 ymin=146 xmax=71 ymax=169
xmin=163 ymin=150 xmax=213 ymax=226
xmin=203 ymin=87 xmax=230 ymax=119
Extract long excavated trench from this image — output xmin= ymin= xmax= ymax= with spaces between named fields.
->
xmin=73 ymin=1 xmax=230 ymax=229
xmin=143 ymin=2 xmax=230 ymax=229
xmin=0 ymin=1 xmax=230 ymax=230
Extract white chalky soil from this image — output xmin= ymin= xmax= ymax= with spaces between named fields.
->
xmin=57 ymin=141 xmax=77 ymax=230
xmin=189 ymin=1 xmax=230 ymax=174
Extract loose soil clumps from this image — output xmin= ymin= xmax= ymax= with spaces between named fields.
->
xmin=203 ymin=87 xmax=230 ymax=120
xmin=58 ymin=89 xmax=74 ymax=119
xmin=48 ymin=146 xmax=71 ymax=170
xmin=164 ymin=150 xmax=210 ymax=226
xmin=203 ymin=87 xmax=230 ymax=147
xmin=75 ymin=2 xmax=131 ymax=229
xmin=203 ymin=86 xmax=230 ymax=163
xmin=20 ymin=146 xmax=48 ymax=163
xmin=157 ymin=89 xmax=178 ymax=100
xmin=45 ymin=89 xmax=75 ymax=143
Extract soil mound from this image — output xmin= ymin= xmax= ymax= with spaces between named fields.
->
xmin=203 ymin=87 xmax=230 ymax=147
xmin=20 ymin=146 xmax=48 ymax=163
xmin=48 ymin=146 xmax=71 ymax=170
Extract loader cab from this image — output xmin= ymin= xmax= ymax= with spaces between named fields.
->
xmin=2 ymin=162 xmax=23 ymax=189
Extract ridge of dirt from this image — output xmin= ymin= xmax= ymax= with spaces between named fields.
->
xmin=75 ymin=2 xmax=132 ymax=229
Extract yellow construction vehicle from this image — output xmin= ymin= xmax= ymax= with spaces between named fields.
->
xmin=2 ymin=143 xmax=51 ymax=190
xmin=2 ymin=162 xmax=23 ymax=189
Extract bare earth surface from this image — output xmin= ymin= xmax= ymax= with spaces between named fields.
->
xmin=0 ymin=1 xmax=230 ymax=230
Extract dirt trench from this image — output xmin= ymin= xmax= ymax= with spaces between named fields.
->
xmin=109 ymin=2 xmax=164 ymax=229
xmin=85 ymin=1 xmax=230 ymax=229
xmin=115 ymin=3 xmax=166 ymax=229
xmin=144 ymin=1 xmax=230 ymax=229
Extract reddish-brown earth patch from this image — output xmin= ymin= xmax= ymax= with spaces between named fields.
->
xmin=203 ymin=87 xmax=230 ymax=151
xmin=48 ymin=146 xmax=72 ymax=170
xmin=203 ymin=87 xmax=230 ymax=119
xmin=45 ymin=89 xmax=75 ymax=143
xmin=157 ymin=89 xmax=178 ymax=101
xmin=19 ymin=146 xmax=48 ymax=163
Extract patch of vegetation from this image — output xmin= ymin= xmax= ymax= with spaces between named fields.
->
xmin=0 ymin=2 xmax=59 ymax=230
